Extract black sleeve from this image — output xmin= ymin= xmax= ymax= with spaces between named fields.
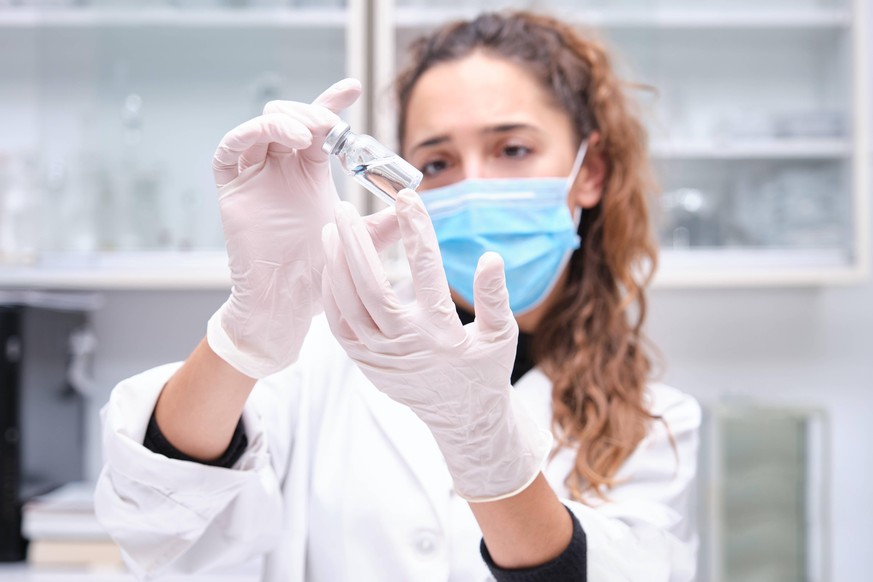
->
xmin=143 ymin=410 xmax=248 ymax=469
xmin=480 ymin=505 xmax=587 ymax=582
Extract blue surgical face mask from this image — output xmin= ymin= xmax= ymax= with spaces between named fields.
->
xmin=421 ymin=141 xmax=588 ymax=315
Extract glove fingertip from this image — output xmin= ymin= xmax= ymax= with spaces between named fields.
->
xmin=475 ymin=252 xmax=506 ymax=289
xmin=333 ymin=77 xmax=362 ymax=94
xmin=473 ymin=252 xmax=513 ymax=331
xmin=314 ymin=78 xmax=363 ymax=112
xmin=395 ymin=188 xmax=432 ymax=231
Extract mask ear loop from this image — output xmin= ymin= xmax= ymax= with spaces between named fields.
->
xmin=566 ymin=139 xmax=590 ymax=227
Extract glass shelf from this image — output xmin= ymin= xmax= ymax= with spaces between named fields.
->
xmin=650 ymin=138 xmax=851 ymax=160
xmin=0 ymin=247 xmax=857 ymax=290
xmin=0 ymin=251 xmax=231 ymax=290
xmin=0 ymin=249 xmax=416 ymax=290
xmin=0 ymin=6 xmax=349 ymax=28
xmin=656 ymin=247 xmax=857 ymax=286
xmin=393 ymin=7 xmax=851 ymax=30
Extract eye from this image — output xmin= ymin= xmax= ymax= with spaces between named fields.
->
xmin=421 ymin=158 xmax=449 ymax=177
xmin=501 ymin=144 xmax=532 ymax=159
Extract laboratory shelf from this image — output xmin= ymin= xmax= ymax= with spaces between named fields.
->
xmin=649 ymin=139 xmax=852 ymax=160
xmin=0 ymin=247 xmax=862 ymax=290
xmin=0 ymin=249 xmax=414 ymax=290
xmin=0 ymin=251 xmax=232 ymax=290
xmin=654 ymin=247 xmax=863 ymax=287
xmin=0 ymin=0 xmax=865 ymax=290
xmin=393 ymin=7 xmax=852 ymax=31
xmin=0 ymin=6 xmax=349 ymax=28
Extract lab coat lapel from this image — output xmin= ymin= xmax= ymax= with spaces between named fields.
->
xmin=511 ymin=367 xmax=554 ymax=429
xmin=357 ymin=378 xmax=453 ymax=526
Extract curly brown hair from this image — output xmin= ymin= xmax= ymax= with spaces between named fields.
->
xmin=394 ymin=11 xmax=664 ymax=500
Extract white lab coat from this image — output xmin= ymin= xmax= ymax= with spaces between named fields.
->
xmin=95 ymin=314 xmax=701 ymax=582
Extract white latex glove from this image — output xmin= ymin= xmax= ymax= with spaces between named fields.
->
xmin=206 ymin=79 xmax=361 ymax=379
xmin=321 ymin=189 xmax=552 ymax=502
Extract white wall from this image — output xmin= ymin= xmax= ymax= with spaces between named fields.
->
xmin=648 ymin=284 xmax=873 ymax=580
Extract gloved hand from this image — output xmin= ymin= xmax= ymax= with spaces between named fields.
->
xmin=320 ymin=189 xmax=552 ymax=502
xmin=207 ymin=78 xmax=361 ymax=379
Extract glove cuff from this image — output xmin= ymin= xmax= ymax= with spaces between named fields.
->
xmin=206 ymin=303 xmax=287 ymax=380
xmin=437 ymin=390 xmax=553 ymax=503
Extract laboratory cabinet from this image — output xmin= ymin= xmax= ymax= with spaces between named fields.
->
xmin=378 ymin=0 xmax=869 ymax=286
xmin=702 ymin=406 xmax=829 ymax=582
xmin=0 ymin=0 xmax=366 ymax=288
xmin=0 ymin=0 xmax=868 ymax=289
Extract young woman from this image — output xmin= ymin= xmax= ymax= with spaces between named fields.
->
xmin=96 ymin=12 xmax=700 ymax=582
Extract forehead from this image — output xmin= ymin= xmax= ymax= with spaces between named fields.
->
xmin=403 ymin=51 xmax=571 ymax=148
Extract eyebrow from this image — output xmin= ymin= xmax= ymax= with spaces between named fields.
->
xmin=409 ymin=123 xmax=540 ymax=155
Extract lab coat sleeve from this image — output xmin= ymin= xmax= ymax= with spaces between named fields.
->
xmin=94 ymin=359 xmax=302 ymax=579
xmin=565 ymin=387 xmax=701 ymax=582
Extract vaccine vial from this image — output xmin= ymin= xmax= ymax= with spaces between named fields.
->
xmin=322 ymin=121 xmax=422 ymax=206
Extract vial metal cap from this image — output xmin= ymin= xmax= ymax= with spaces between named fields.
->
xmin=322 ymin=121 xmax=351 ymax=155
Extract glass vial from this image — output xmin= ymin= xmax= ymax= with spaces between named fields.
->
xmin=322 ymin=121 xmax=422 ymax=207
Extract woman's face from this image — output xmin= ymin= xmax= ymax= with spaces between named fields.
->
xmin=403 ymin=51 xmax=582 ymax=190
xmin=402 ymin=51 xmax=604 ymax=331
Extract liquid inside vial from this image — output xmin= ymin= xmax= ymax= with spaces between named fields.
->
xmin=351 ymin=156 xmax=413 ymax=205
xmin=323 ymin=122 xmax=422 ymax=207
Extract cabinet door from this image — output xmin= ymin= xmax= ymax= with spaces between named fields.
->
xmin=0 ymin=1 xmax=358 ymax=263
xmin=639 ymin=0 xmax=860 ymax=286
xmin=706 ymin=406 xmax=828 ymax=582
xmin=375 ymin=0 xmax=865 ymax=286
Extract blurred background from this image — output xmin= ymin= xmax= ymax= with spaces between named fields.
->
xmin=0 ymin=0 xmax=869 ymax=580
